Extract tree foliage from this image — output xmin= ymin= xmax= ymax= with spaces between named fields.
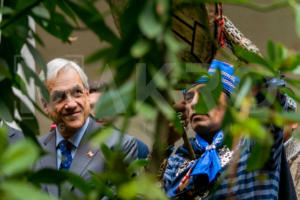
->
xmin=0 ymin=0 xmax=300 ymax=199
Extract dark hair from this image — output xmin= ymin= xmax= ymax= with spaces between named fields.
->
xmin=89 ymin=81 xmax=108 ymax=93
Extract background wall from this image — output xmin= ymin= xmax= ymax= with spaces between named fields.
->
xmin=35 ymin=2 xmax=300 ymax=147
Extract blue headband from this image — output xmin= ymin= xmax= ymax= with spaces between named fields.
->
xmin=183 ymin=60 xmax=239 ymax=95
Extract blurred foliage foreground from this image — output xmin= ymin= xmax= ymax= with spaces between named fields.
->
xmin=1 ymin=0 xmax=300 ymax=199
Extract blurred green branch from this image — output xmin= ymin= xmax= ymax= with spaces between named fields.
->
xmin=0 ymin=0 xmax=42 ymax=30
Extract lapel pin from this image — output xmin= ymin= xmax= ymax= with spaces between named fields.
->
xmin=87 ymin=151 xmax=94 ymax=158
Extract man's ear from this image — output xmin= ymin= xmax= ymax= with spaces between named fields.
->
xmin=41 ymin=98 xmax=49 ymax=115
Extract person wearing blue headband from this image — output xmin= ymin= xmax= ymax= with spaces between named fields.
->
xmin=163 ymin=60 xmax=289 ymax=199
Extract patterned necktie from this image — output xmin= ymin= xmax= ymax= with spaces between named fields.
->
xmin=58 ymin=140 xmax=73 ymax=170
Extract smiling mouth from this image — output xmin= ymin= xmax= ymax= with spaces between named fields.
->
xmin=64 ymin=111 xmax=81 ymax=117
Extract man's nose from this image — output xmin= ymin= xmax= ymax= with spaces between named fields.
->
xmin=65 ymin=95 xmax=77 ymax=109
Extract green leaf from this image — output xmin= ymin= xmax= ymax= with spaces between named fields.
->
xmin=0 ymin=80 xmax=16 ymax=122
xmin=90 ymin=126 xmax=114 ymax=148
xmin=172 ymin=112 xmax=184 ymax=135
xmin=0 ymin=6 xmax=14 ymax=15
xmin=138 ymin=0 xmax=163 ymax=38
xmin=130 ymin=39 xmax=150 ymax=58
xmin=292 ymin=65 xmax=300 ymax=74
xmin=86 ymin=48 xmax=115 ymax=64
xmin=32 ymin=6 xmax=50 ymax=20
xmin=61 ymin=170 xmax=93 ymax=195
xmin=280 ymin=54 xmax=300 ymax=72
xmin=195 ymin=68 xmax=222 ymax=114
xmin=118 ymin=175 xmax=168 ymax=200
xmin=247 ymin=137 xmax=272 ymax=171
xmin=13 ymin=73 xmax=28 ymax=94
xmin=95 ymin=82 xmax=135 ymax=118
xmin=267 ymin=40 xmax=276 ymax=61
xmin=128 ymin=159 xmax=148 ymax=174
xmin=280 ymin=87 xmax=300 ymax=102
xmin=249 ymin=108 xmax=270 ymax=122
xmin=294 ymin=4 xmax=300 ymax=38
xmin=286 ymin=78 xmax=300 ymax=88
xmin=233 ymin=45 xmax=275 ymax=73
xmin=11 ymin=72 xmax=48 ymax=120
xmin=150 ymin=67 xmax=168 ymax=89
xmin=65 ymin=0 xmax=119 ymax=45
xmin=244 ymin=118 xmax=267 ymax=140
xmin=277 ymin=43 xmax=288 ymax=61
xmin=21 ymin=59 xmax=49 ymax=102
xmin=0 ymin=59 xmax=12 ymax=81
xmin=207 ymin=68 xmax=223 ymax=103
xmin=195 ymin=87 xmax=212 ymax=114
xmin=0 ymin=97 xmax=13 ymax=122
xmin=134 ymin=102 xmax=157 ymax=120
xmin=1 ymin=139 xmax=39 ymax=176
xmin=277 ymin=112 xmax=300 ymax=122
xmin=234 ymin=77 xmax=252 ymax=108
xmin=30 ymin=170 xmax=93 ymax=196
xmin=1 ymin=181 xmax=57 ymax=200
xmin=29 ymin=168 xmax=68 ymax=185
xmin=32 ymin=11 xmax=73 ymax=42
xmin=164 ymin=32 xmax=182 ymax=53
xmin=25 ymin=41 xmax=47 ymax=77
xmin=101 ymin=143 xmax=113 ymax=163
xmin=152 ymin=94 xmax=175 ymax=120
xmin=179 ymin=63 xmax=208 ymax=85
xmin=55 ymin=0 xmax=78 ymax=25
xmin=0 ymin=127 xmax=8 ymax=156
xmin=16 ymin=103 xmax=40 ymax=138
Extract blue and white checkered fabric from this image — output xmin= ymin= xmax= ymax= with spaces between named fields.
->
xmin=164 ymin=127 xmax=283 ymax=199
xmin=183 ymin=60 xmax=239 ymax=95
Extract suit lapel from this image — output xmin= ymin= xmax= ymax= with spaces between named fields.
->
xmin=39 ymin=131 xmax=59 ymax=197
xmin=67 ymin=119 xmax=100 ymax=190
xmin=69 ymin=138 xmax=99 ymax=176
xmin=40 ymin=131 xmax=57 ymax=169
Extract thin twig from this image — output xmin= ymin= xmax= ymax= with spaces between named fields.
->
xmin=182 ymin=131 xmax=196 ymax=160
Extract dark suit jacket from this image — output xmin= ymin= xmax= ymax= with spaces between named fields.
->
xmin=36 ymin=118 xmax=138 ymax=197
xmin=7 ymin=125 xmax=24 ymax=144
xmin=278 ymin=147 xmax=297 ymax=200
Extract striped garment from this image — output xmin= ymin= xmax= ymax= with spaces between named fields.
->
xmin=163 ymin=126 xmax=283 ymax=199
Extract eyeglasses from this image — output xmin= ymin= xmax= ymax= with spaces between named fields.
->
xmin=50 ymin=85 xmax=86 ymax=104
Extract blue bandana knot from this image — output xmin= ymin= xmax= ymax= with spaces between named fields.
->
xmin=190 ymin=131 xmax=224 ymax=183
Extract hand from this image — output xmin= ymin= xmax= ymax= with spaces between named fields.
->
xmin=173 ymin=101 xmax=188 ymax=127
xmin=166 ymin=101 xmax=188 ymax=146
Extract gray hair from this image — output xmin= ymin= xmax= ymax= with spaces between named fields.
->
xmin=39 ymin=58 xmax=89 ymax=89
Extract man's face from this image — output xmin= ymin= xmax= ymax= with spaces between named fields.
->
xmin=43 ymin=67 xmax=90 ymax=137
xmin=89 ymin=91 xmax=102 ymax=117
xmin=184 ymin=84 xmax=227 ymax=139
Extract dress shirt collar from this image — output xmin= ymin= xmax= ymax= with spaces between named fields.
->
xmin=56 ymin=117 xmax=90 ymax=148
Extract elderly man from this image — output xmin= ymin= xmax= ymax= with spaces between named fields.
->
xmin=163 ymin=60 xmax=292 ymax=199
xmin=36 ymin=58 xmax=138 ymax=197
